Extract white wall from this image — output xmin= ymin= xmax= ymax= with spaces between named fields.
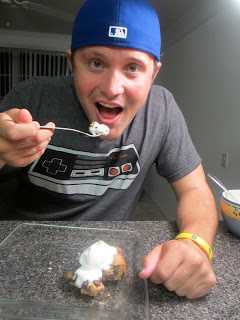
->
xmin=144 ymin=3 xmax=240 ymax=220
xmin=0 ymin=29 xmax=71 ymax=52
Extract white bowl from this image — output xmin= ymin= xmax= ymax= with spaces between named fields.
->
xmin=221 ymin=190 xmax=240 ymax=237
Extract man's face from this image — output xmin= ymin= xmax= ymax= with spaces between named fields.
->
xmin=67 ymin=46 xmax=161 ymax=140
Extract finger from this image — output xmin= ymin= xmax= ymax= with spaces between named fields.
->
xmin=185 ymin=281 xmax=215 ymax=300
xmin=175 ymin=265 xmax=216 ymax=298
xmin=0 ymin=121 xmax=54 ymax=155
xmin=19 ymin=121 xmax=55 ymax=144
xmin=17 ymin=128 xmax=54 ymax=149
xmin=175 ymin=276 xmax=204 ymax=298
xmin=0 ymin=109 xmax=18 ymax=136
xmin=139 ymin=245 xmax=163 ymax=279
xmin=0 ymin=133 xmax=48 ymax=155
xmin=0 ymin=109 xmax=44 ymax=141
xmin=149 ymin=241 xmax=183 ymax=284
xmin=14 ymin=137 xmax=51 ymax=158
xmin=2 ymin=108 xmax=20 ymax=123
xmin=3 ymin=138 xmax=51 ymax=167
xmin=39 ymin=122 xmax=56 ymax=133
xmin=2 ymin=120 xmax=54 ymax=142
xmin=17 ymin=109 xmax=33 ymax=124
xmin=0 ymin=118 xmax=40 ymax=141
xmin=162 ymin=262 xmax=195 ymax=293
xmin=33 ymin=121 xmax=55 ymax=144
xmin=160 ymin=243 xmax=204 ymax=292
xmin=16 ymin=147 xmax=48 ymax=167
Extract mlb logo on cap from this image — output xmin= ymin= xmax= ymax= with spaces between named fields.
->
xmin=109 ymin=26 xmax=127 ymax=39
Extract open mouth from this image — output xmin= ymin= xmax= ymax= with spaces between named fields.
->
xmin=96 ymin=102 xmax=122 ymax=120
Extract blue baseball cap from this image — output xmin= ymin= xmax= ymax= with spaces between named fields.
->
xmin=71 ymin=0 xmax=161 ymax=61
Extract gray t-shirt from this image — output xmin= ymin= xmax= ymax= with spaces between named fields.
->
xmin=0 ymin=76 xmax=201 ymax=220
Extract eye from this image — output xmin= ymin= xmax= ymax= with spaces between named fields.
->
xmin=127 ymin=64 xmax=140 ymax=73
xmin=90 ymin=60 xmax=102 ymax=69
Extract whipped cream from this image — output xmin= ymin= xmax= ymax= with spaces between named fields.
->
xmin=89 ymin=122 xmax=110 ymax=136
xmin=73 ymin=241 xmax=117 ymax=288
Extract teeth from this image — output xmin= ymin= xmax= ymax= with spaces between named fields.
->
xmin=99 ymin=102 xmax=119 ymax=108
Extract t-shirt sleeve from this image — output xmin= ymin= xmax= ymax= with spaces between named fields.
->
xmin=155 ymin=92 xmax=201 ymax=183
xmin=0 ymin=82 xmax=27 ymax=112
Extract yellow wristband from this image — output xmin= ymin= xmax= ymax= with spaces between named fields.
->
xmin=175 ymin=233 xmax=213 ymax=261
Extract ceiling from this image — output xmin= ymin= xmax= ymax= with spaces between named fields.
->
xmin=0 ymin=0 xmax=228 ymax=49
xmin=0 ymin=0 xmax=196 ymax=33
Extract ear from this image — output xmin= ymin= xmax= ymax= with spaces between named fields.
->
xmin=66 ymin=50 xmax=73 ymax=72
xmin=153 ymin=61 xmax=162 ymax=81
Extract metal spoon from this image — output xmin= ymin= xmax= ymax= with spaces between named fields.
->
xmin=207 ymin=173 xmax=238 ymax=203
xmin=39 ymin=126 xmax=102 ymax=137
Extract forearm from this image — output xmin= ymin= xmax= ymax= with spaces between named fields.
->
xmin=176 ymin=187 xmax=218 ymax=247
xmin=142 ymin=166 xmax=218 ymax=299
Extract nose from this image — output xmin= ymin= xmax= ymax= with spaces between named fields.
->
xmin=99 ymin=69 xmax=124 ymax=98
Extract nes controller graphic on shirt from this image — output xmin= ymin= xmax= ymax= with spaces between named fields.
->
xmin=28 ymin=144 xmax=140 ymax=196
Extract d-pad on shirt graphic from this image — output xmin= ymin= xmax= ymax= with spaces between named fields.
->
xmin=28 ymin=144 xmax=140 ymax=196
xmin=42 ymin=158 xmax=67 ymax=175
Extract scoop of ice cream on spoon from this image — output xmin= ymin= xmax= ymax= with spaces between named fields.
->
xmin=89 ymin=122 xmax=110 ymax=136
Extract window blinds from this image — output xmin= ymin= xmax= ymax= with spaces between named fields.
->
xmin=0 ymin=47 xmax=71 ymax=100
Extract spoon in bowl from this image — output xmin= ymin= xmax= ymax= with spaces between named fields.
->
xmin=207 ymin=173 xmax=238 ymax=203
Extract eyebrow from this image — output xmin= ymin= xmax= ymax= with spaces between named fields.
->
xmin=81 ymin=49 xmax=105 ymax=57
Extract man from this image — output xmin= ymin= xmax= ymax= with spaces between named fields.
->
xmin=0 ymin=0 xmax=218 ymax=298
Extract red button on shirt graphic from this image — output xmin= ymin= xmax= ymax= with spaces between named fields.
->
xmin=108 ymin=167 xmax=120 ymax=176
xmin=122 ymin=163 xmax=132 ymax=172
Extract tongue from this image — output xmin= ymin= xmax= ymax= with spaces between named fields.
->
xmin=98 ymin=105 xmax=121 ymax=119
